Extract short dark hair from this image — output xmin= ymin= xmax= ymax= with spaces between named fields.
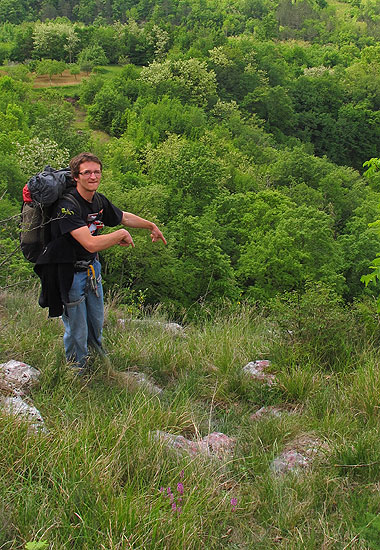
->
xmin=70 ymin=152 xmax=103 ymax=178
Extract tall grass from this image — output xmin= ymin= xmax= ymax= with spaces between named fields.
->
xmin=1 ymin=286 xmax=380 ymax=549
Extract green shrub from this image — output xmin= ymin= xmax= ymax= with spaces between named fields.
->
xmin=270 ymin=282 xmax=363 ymax=371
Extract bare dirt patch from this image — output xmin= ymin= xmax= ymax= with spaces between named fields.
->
xmin=33 ymin=69 xmax=90 ymax=88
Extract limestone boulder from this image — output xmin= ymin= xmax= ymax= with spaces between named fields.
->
xmin=1 ymin=396 xmax=46 ymax=433
xmin=112 ymin=370 xmax=162 ymax=395
xmin=250 ymin=405 xmax=300 ymax=421
xmin=271 ymin=435 xmax=329 ymax=474
xmin=154 ymin=430 xmax=235 ymax=459
xmin=118 ymin=318 xmax=186 ymax=336
xmin=242 ymin=360 xmax=277 ymax=385
xmin=0 ymin=360 xmax=40 ymax=396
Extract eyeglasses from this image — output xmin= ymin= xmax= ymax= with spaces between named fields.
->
xmin=79 ymin=170 xmax=102 ymax=177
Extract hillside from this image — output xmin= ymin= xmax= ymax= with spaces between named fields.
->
xmin=1 ymin=1 xmax=380 ymax=547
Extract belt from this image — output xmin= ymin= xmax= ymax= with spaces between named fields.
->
xmin=74 ymin=259 xmax=94 ymax=272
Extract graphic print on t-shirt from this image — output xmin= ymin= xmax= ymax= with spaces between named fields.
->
xmin=87 ymin=209 xmax=104 ymax=234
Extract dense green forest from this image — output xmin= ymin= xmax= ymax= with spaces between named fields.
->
xmin=0 ymin=0 xmax=379 ymax=312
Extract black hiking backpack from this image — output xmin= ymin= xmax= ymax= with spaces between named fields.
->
xmin=20 ymin=166 xmax=79 ymax=263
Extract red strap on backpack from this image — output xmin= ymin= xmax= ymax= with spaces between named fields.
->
xmin=23 ymin=184 xmax=32 ymax=203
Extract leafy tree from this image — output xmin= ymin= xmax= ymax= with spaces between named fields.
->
xmin=78 ymin=73 xmax=105 ymax=105
xmin=145 ymin=24 xmax=170 ymax=61
xmin=165 ymin=213 xmax=240 ymax=306
xmin=87 ymin=80 xmax=131 ymax=133
xmin=36 ymin=59 xmax=66 ymax=83
xmin=123 ymin=95 xmax=207 ymax=146
xmin=4 ymin=63 xmax=31 ymax=82
xmin=146 ymin=134 xmax=227 ymax=216
xmin=10 ymin=23 xmax=34 ymax=62
xmin=89 ymin=25 xmax=121 ymax=64
xmin=340 ymin=197 xmax=380 ymax=300
xmin=277 ymin=0 xmax=320 ymax=31
xmin=208 ymin=42 xmax=265 ymax=101
xmin=343 ymin=61 xmax=380 ymax=111
xmin=264 ymin=145 xmax=332 ymax=190
xmin=290 ymin=71 xmax=344 ymax=158
xmin=69 ymin=63 xmax=80 ymax=79
xmin=334 ymin=102 xmax=380 ymax=171
xmin=64 ymin=26 xmax=80 ymax=64
xmin=0 ymin=74 xmax=28 ymax=105
xmin=363 ymin=157 xmax=380 ymax=191
xmin=103 ymin=136 xmax=143 ymax=180
xmin=250 ymin=40 xmax=291 ymax=87
xmin=255 ymin=12 xmax=279 ymax=40
xmin=72 ymin=0 xmax=98 ymax=24
xmin=39 ymin=2 xmax=59 ymax=20
xmin=0 ymin=102 xmax=28 ymax=133
xmin=15 ymin=137 xmax=70 ymax=178
xmin=30 ymin=102 xmax=89 ymax=156
xmin=317 ymin=165 xmax=366 ymax=230
xmin=264 ymin=147 xmax=369 ymax=233
xmin=32 ymin=21 xmax=79 ymax=62
xmin=0 ymin=0 xmax=28 ymax=24
xmin=203 ymin=191 xmax=262 ymax=264
xmin=0 ymin=41 xmax=12 ymax=64
xmin=360 ymin=159 xmax=380 ymax=307
xmin=139 ymin=58 xmax=218 ymax=107
xmin=78 ymin=44 xmax=108 ymax=73
xmin=237 ymin=201 xmax=345 ymax=301
xmin=241 ymin=85 xmax=295 ymax=136
xmin=0 ymin=150 xmax=24 ymax=200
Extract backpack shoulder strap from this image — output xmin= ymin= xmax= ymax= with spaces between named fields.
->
xmin=61 ymin=191 xmax=82 ymax=217
xmin=59 ymin=191 xmax=103 ymax=220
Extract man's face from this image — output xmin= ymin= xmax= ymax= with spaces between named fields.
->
xmin=75 ymin=161 xmax=102 ymax=195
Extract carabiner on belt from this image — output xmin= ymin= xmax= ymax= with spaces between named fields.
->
xmin=87 ymin=264 xmax=99 ymax=297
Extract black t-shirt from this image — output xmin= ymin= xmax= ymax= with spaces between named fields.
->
xmin=52 ymin=189 xmax=123 ymax=261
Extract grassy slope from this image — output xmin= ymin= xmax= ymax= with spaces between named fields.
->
xmin=2 ymin=288 xmax=380 ymax=549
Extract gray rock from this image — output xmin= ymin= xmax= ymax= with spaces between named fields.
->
xmin=154 ymin=430 xmax=200 ymax=456
xmin=250 ymin=405 xmax=299 ymax=421
xmin=1 ymin=396 xmax=46 ymax=433
xmin=271 ymin=450 xmax=309 ymax=473
xmin=108 ymin=366 xmax=163 ymax=395
xmin=198 ymin=432 xmax=236 ymax=457
xmin=120 ymin=371 xmax=162 ymax=395
xmin=271 ymin=436 xmax=328 ymax=474
xmin=251 ymin=406 xmax=284 ymax=421
xmin=153 ymin=430 xmax=235 ymax=459
xmin=118 ymin=318 xmax=186 ymax=336
xmin=162 ymin=322 xmax=185 ymax=335
xmin=242 ymin=360 xmax=276 ymax=385
xmin=0 ymin=360 xmax=40 ymax=396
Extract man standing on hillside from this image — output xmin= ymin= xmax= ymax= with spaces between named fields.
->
xmin=54 ymin=151 xmax=167 ymax=375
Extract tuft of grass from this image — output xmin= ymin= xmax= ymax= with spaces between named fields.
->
xmin=345 ymin=356 xmax=380 ymax=423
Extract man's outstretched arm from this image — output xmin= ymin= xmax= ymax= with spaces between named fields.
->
xmin=121 ymin=212 xmax=167 ymax=245
xmin=70 ymin=226 xmax=135 ymax=253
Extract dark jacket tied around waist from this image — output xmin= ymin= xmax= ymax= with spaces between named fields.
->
xmin=34 ymin=235 xmax=76 ymax=318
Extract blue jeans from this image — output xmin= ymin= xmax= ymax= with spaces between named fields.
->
xmin=62 ymin=259 xmax=104 ymax=371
